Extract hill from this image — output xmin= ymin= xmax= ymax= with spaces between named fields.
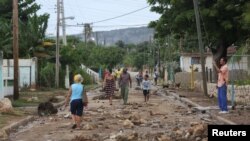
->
xmin=74 ymin=26 xmax=155 ymax=46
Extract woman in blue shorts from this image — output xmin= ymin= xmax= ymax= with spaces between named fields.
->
xmin=65 ymin=74 xmax=88 ymax=129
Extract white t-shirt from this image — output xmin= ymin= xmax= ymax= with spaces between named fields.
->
xmin=141 ymin=80 xmax=151 ymax=90
xmin=153 ymin=71 xmax=158 ymax=78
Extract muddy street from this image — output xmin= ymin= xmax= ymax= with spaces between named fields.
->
xmin=9 ymin=82 xmax=223 ymax=141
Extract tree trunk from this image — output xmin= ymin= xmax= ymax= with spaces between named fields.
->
xmin=212 ymin=40 xmax=229 ymax=82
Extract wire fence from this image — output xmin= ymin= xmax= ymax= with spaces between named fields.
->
xmin=228 ymin=55 xmax=250 ymax=106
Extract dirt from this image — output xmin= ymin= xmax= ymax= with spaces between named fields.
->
xmin=8 ymin=85 xmax=217 ymax=141
xmin=172 ymin=89 xmax=250 ymax=124
xmin=3 ymin=74 xmax=250 ymax=141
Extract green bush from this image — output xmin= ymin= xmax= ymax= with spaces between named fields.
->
xmin=40 ymin=62 xmax=55 ymax=87
xmin=72 ymin=68 xmax=92 ymax=85
xmin=235 ymin=80 xmax=250 ymax=86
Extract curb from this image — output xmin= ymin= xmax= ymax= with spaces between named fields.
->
xmin=2 ymin=116 xmax=35 ymax=135
xmin=53 ymin=100 xmax=65 ymax=108
xmin=164 ymin=90 xmax=237 ymax=125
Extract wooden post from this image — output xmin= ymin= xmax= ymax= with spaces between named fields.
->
xmin=193 ymin=0 xmax=208 ymax=96
xmin=55 ymin=0 xmax=60 ymax=88
xmin=13 ymin=0 xmax=19 ymax=100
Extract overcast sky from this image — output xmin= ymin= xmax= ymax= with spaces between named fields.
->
xmin=35 ymin=0 xmax=160 ymax=36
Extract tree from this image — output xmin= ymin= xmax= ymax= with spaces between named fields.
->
xmin=148 ymin=0 xmax=250 ymax=60
xmin=115 ymin=40 xmax=125 ymax=48
xmin=0 ymin=0 xmax=49 ymax=58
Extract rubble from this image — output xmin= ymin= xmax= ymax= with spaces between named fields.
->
xmin=0 ymin=98 xmax=13 ymax=112
xmin=37 ymin=101 xmax=58 ymax=116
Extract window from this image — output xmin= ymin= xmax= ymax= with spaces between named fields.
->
xmin=191 ymin=57 xmax=201 ymax=64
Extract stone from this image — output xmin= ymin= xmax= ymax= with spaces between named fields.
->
xmin=116 ymin=132 xmax=138 ymax=141
xmin=139 ymin=118 xmax=147 ymax=124
xmin=190 ymin=122 xmax=199 ymax=126
xmin=175 ymin=130 xmax=183 ymax=136
xmin=97 ymin=109 xmax=104 ymax=112
xmin=188 ymin=123 xmax=207 ymax=138
xmin=185 ymin=132 xmax=191 ymax=139
xmin=121 ymin=110 xmax=131 ymax=115
xmin=156 ymin=134 xmax=171 ymax=141
xmin=129 ymin=113 xmax=140 ymax=121
xmin=149 ymin=110 xmax=154 ymax=116
xmin=0 ymin=130 xmax=8 ymax=140
xmin=201 ymin=137 xmax=208 ymax=141
xmin=151 ymin=123 xmax=159 ymax=128
xmin=0 ymin=98 xmax=13 ymax=112
xmin=123 ymin=119 xmax=134 ymax=128
xmin=196 ymin=137 xmax=202 ymax=141
xmin=64 ymin=113 xmax=71 ymax=118
xmin=55 ymin=96 xmax=65 ymax=101
xmin=193 ymin=124 xmax=206 ymax=137
xmin=83 ymin=123 xmax=97 ymax=130
xmin=97 ymin=117 xmax=106 ymax=121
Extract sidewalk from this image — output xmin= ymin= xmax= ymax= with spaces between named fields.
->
xmin=165 ymin=88 xmax=250 ymax=125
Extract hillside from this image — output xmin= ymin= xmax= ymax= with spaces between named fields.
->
xmin=74 ymin=26 xmax=155 ymax=46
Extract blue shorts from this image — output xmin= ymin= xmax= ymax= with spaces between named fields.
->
xmin=70 ymin=99 xmax=83 ymax=116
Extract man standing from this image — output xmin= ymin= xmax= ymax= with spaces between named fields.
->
xmin=213 ymin=57 xmax=229 ymax=114
xmin=153 ymin=69 xmax=159 ymax=85
xmin=119 ymin=68 xmax=132 ymax=105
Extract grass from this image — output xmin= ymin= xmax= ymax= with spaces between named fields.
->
xmin=12 ymin=99 xmax=41 ymax=107
xmin=11 ymin=86 xmax=97 ymax=108
xmin=11 ymin=89 xmax=68 ymax=107
xmin=0 ymin=109 xmax=26 ymax=128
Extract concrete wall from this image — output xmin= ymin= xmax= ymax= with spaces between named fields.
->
xmin=0 ymin=52 xmax=3 ymax=99
xmin=1 ymin=58 xmax=37 ymax=97
xmin=207 ymin=83 xmax=250 ymax=105
xmin=81 ymin=64 xmax=99 ymax=83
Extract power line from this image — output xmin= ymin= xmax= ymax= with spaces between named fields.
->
xmin=92 ymin=5 xmax=151 ymax=24
xmin=65 ymin=23 xmax=148 ymax=28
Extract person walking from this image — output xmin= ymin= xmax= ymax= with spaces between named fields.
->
xmin=136 ymin=70 xmax=143 ymax=86
xmin=141 ymin=74 xmax=151 ymax=103
xmin=103 ymin=69 xmax=116 ymax=105
xmin=114 ymin=67 xmax=123 ymax=89
xmin=153 ymin=69 xmax=159 ymax=85
xmin=119 ymin=68 xmax=132 ymax=105
xmin=65 ymin=74 xmax=88 ymax=129
xmin=213 ymin=57 xmax=229 ymax=114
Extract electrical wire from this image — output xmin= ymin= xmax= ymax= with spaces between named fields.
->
xmin=65 ymin=23 xmax=148 ymax=27
xmin=91 ymin=1 xmax=155 ymax=24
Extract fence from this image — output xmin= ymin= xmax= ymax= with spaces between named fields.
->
xmin=175 ymin=54 xmax=250 ymax=106
xmin=227 ymin=55 xmax=250 ymax=106
xmin=81 ymin=64 xmax=100 ymax=83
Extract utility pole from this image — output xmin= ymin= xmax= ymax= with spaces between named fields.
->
xmin=193 ymin=0 xmax=208 ymax=96
xmin=61 ymin=0 xmax=67 ymax=46
xmin=13 ymin=0 xmax=19 ymax=100
xmin=55 ymin=0 xmax=61 ymax=88
xmin=95 ymin=32 xmax=99 ymax=46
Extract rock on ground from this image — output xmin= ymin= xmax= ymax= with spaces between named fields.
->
xmin=0 ymin=98 xmax=13 ymax=112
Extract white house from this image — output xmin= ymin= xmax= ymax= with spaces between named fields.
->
xmin=179 ymin=46 xmax=241 ymax=72
xmin=0 ymin=57 xmax=37 ymax=98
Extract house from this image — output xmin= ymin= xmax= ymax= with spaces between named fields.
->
xmin=179 ymin=46 xmax=241 ymax=72
xmin=0 ymin=57 xmax=37 ymax=98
